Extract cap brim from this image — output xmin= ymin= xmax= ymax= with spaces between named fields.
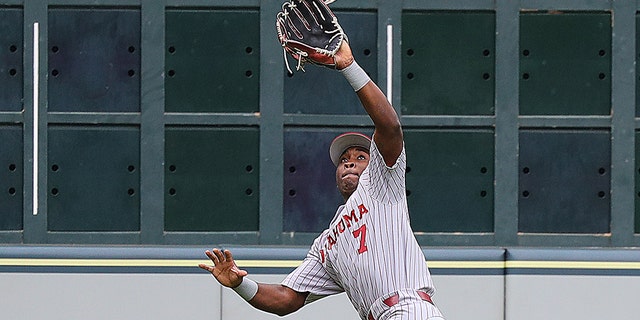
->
xmin=329 ymin=132 xmax=372 ymax=166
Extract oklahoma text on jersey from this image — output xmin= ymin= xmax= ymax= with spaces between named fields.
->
xmin=319 ymin=203 xmax=369 ymax=263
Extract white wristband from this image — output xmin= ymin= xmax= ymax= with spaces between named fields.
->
xmin=340 ymin=61 xmax=370 ymax=92
xmin=232 ymin=278 xmax=258 ymax=301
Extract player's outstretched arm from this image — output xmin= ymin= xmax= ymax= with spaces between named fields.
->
xmin=247 ymin=283 xmax=308 ymax=316
xmin=199 ymin=249 xmax=308 ymax=316
xmin=335 ymin=42 xmax=403 ymax=167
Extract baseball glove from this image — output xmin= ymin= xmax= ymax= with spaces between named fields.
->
xmin=276 ymin=0 xmax=346 ymax=73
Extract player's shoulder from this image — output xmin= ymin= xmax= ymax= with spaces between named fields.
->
xmin=369 ymin=139 xmax=406 ymax=171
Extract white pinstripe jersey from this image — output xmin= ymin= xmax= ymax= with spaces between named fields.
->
xmin=281 ymin=139 xmax=436 ymax=320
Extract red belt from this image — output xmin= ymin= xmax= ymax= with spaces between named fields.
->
xmin=367 ymin=291 xmax=433 ymax=320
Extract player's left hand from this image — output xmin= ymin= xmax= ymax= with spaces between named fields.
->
xmin=199 ymin=248 xmax=248 ymax=288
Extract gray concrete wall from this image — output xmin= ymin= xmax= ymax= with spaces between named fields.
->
xmin=1 ymin=246 xmax=638 ymax=320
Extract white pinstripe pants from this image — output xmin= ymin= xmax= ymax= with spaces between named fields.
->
xmin=368 ymin=289 xmax=445 ymax=320
xmin=379 ymin=303 xmax=445 ymax=320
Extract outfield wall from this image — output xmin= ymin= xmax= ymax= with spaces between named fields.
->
xmin=1 ymin=246 xmax=639 ymax=320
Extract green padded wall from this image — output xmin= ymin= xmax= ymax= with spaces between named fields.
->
xmin=0 ymin=2 xmax=636 ymax=247
xmin=404 ymin=130 xmax=495 ymax=232
xmin=520 ymin=12 xmax=611 ymax=115
xmin=283 ymin=130 xmax=366 ymax=232
xmin=0 ymin=126 xmax=23 ymax=230
xmin=637 ymin=14 xmax=640 ymax=118
xmin=48 ymin=8 xmax=141 ymax=112
xmin=519 ymin=131 xmax=611 ymax=233
xmin=164 ymin=128 xmax=259 ymax=232
xmin=401 ymin=11 xmax=496 ymax=115
xmin=47 ymin=126 xmax=140 ymax=231
xmin=636 ymin=131 xmax=640 ymax=234
xmin=165 ymin=9 xmax=260 ymax=113
xmin=0 ymin=8 xmax=23 ymax=112
xmin=283 ymin=11 xmax=377 ymax=115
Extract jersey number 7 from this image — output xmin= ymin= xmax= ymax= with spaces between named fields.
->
xmin=352 ymin=224 xmax=368 ymax=254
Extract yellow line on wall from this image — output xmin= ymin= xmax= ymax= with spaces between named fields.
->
xmin=0 ymin=259 xmax=501 ymax=269
xmin=3 ymin=259 xmax=640 ymax=270
xmin=236 ymin=260 xmax=303 ymax=268
xmin=427 ymin=261 xmax=505 ymax=269
xmin=0 ymin=259 xmax=303 ymax=268
xmin=0 ymin=259 xmax=199 ymax=267
xmin=505 ymin=261 xmax=640 ymax=270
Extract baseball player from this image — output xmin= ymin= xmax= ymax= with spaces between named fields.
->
xmin=199 ymin=1 xmax=445 ymax=319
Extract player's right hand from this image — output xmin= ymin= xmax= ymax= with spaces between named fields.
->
xmin=199 ymin=248 xmax=248 ymax=288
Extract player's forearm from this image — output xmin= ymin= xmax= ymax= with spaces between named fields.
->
xmin=355 ymin=79 xmax=403 ymax=165
xmin=246 ymin=283 xmax=307 ymax=316
xmin=340 ymin=58 xmax=403 ymax=155
xmin=356 ymin=82 xmax=402 ymax=135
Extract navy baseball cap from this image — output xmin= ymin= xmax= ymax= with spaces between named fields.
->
xmin=329 ymin=132 xmax=371 ymax=166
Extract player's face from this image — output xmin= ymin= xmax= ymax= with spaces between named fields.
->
xmin=335 ymin=146 xmax=370 ymax=201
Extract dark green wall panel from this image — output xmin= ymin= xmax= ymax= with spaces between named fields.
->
xmin=404 ymin=130 xmax=495 ymax=232
xmin=283 ymin=130 xmax=360 ymax=232
xmin=0 ymin=126 xmax=23 ymax=230
xmin=401 ymin=11 xmax=496 ymax=115
xmin=47 ymin=126 xmax=140 ymax=231
xmin=636 ymin=131 xmax=640 ymax=234
xmin=520 ymin=12 xmax=611 ymax=115
xmin=165 ymin=127 xmax=259 ymax=232
xmin=48 ymin=8 xmax=141 ymax=112
xmin=283 ymin=11 xmax=377 ymax=115
xmin=0 ymin=8 xmax=23 ymax=112
xmin=636 ymin=14 xmax=640 ymax=118
xmin=519 ymin=131 xmax=611 ymax=233
xmin=165 ymin=9 xmax=260 ymax=113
